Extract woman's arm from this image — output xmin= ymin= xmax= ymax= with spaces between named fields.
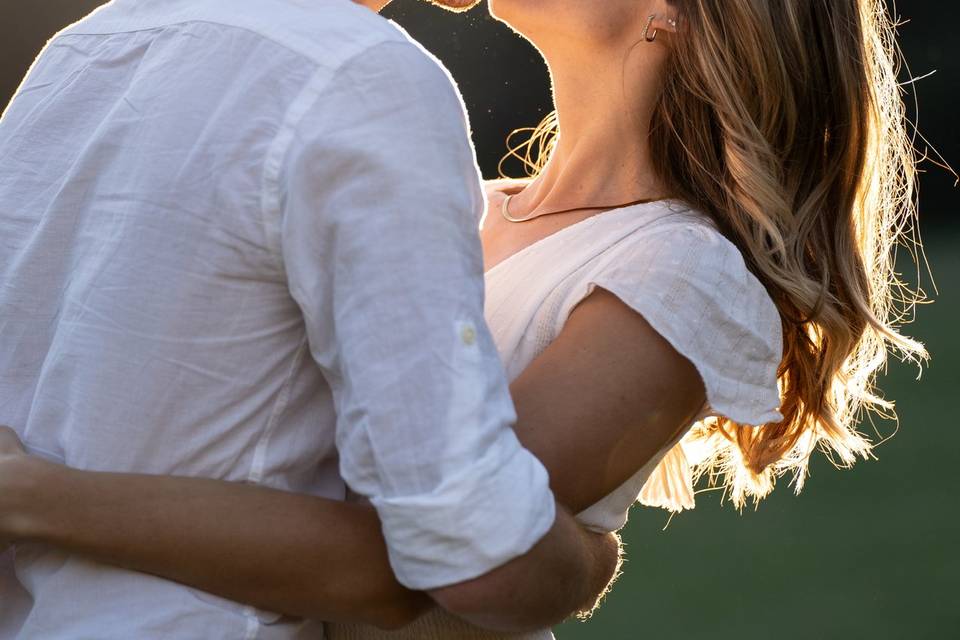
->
xmin=427 ymin=289 xmax=705 ymax=628
xmin=0 ymin=432 xmax=618 ymax=630
xmin=0 ymin=289 xmax=702 ymax=630
xmin=0 ymin=445 xmax=427 ymax=629
xmin=509 ymin=288 xmax=707 ymax=513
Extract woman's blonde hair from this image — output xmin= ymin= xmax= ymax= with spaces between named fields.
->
xmin=503 ymin=0 xmax=929 ymax=508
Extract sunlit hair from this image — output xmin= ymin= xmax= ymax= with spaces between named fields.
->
xmin=502 ymin=0 xmax=930 ymax=508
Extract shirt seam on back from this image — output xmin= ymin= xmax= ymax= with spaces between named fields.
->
xmin=246 ymin=335 xmax=310 ymax=485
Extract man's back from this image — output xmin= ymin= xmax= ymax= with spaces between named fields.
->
xmin=0 ymin=0 xmax=367 ymax=483
xmin=0 ymin=1 xmax=555 ymax=637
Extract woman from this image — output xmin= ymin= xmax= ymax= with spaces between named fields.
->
xmin=0 ymin=0 xmax=926 ymax=637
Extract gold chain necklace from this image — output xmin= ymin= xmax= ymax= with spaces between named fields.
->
xmin=500 ymin=193 xmax=665 ymax=224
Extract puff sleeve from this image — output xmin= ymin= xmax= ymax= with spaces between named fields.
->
xmin=576 ymin=221 xmax=782 ymax=423
xmin=560 ymin=218 xmax=784 ymax=526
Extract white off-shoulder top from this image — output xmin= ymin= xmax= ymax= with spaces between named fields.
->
xmin=327 ymin=198 xmax=783 ymax=640
xmin=487 ymin=198 xmax=783 ymax=531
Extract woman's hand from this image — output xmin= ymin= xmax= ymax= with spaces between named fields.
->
xmin=0 ymin=427 xmax=65 ymax=552
xmin=0 ymin=426 xmax=44 ymax=550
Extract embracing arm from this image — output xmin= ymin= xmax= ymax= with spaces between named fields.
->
xmin=0 ymin=288 xmax=702 ymax=630
xmin=0 ymin=448 xmax=427 ymax=628
xmin=0 ymin=434 xmax=616 ymax=630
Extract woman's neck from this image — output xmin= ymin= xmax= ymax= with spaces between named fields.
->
xmin=509 ymin=42 xmax=670 ymax=217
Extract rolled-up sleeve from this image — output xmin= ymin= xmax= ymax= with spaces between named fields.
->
xmin=277 ymin=41 xmax=556 ymax=590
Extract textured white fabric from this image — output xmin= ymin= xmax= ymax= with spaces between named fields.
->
xmin=326 ymin=198 xmax=783 ymax=638
xmin=0 ymin=1 xmax=556 ymax=637
xmin=485 ymin=199 xmax=784 ymax=532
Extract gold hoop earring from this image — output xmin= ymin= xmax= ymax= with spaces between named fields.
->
xmin=644 ymin=14 xmax=658 ymax=42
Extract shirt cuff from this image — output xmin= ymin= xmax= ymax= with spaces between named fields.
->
xmin=370 ymin=430 xmax=557 ymax=591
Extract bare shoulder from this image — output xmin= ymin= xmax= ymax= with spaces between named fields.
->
xmin=568 ymin=288 xmax=701 ymax=388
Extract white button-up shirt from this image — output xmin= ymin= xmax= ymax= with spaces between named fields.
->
xmin=0 ymin=1 xmax=555 ymax=637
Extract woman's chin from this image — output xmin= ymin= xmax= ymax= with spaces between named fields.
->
xmin=426 ymin=0 xmax=483 ymax=12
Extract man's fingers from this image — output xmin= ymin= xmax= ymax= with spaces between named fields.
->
xmin=0 ymin=426 xmax=26 ymax=456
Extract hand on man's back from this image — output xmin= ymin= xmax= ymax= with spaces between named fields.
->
xmin=0 ymin=426 xmax=29 ymax=552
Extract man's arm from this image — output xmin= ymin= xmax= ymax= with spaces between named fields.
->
xmin=275 ymin=39 xmax=602 ymax=629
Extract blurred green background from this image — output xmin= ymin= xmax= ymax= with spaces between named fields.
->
xmin=2 ymin=2 xmax=956 ymax=638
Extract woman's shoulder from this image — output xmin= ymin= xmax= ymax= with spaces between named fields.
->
xmin=574 ymin=206 xmax=784 ymax=426
xmin=614 ymin=204 xmax=773 ymax=315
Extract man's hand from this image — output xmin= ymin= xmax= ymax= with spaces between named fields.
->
xmin=578 ymin=530 xmax=623 ymax=618
xmin=427 ymin=506 xmax=625 ymax=632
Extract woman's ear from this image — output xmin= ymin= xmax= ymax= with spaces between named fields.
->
xmin=657 ymin=14 xmax=679 ymax=35
xmin=644 ymin=0 xmax=680 ymax=39
xmin=643 ymin=13 xmax=679 ymax=43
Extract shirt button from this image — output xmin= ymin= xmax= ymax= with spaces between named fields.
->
xmin=461 ymin=325 xmax=477 ymax=346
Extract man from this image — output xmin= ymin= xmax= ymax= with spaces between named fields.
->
xmin=0 ymin=0 xmax=613 ymax=637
